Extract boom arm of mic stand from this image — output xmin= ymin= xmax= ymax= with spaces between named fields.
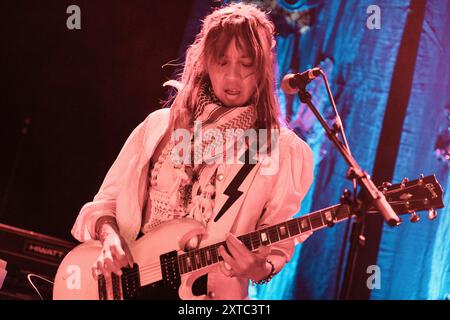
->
xmin=296 ymin=89 xmax=401 ymax=226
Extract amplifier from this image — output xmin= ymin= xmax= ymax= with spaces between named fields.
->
xmin=0 ymin=223 xmax=76 ymax=300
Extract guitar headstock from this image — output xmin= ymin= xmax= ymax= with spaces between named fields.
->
xmin=368 ymin=174 xmax=444 ymax=223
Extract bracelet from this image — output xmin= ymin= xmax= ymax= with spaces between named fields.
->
xmin=251 ymin=260 xmax=276 ymax=285
xmin=94 ymin=216 xmax=117 ymax=240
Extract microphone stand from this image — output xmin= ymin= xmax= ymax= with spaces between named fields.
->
xmin=294 ymin=70 xmax=401 ymax=299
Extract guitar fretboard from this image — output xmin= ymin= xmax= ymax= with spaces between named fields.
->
xmin=177 ymin=204 xmax=350 ymax=275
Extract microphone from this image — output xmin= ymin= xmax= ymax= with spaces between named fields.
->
xmin=281 ymin=67 xmax=322 ymax=94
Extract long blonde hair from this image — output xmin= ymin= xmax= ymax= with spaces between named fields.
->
xmin=169 ymin=3 xmax=282 ymax=132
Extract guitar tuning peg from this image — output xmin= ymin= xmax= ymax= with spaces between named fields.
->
xmin=418 ymin=174 xmax=425 ymax=185
xmin=401 ymin=177 xmax=409 ymax=188
xmin=428 ymin=208 xmax=438 ymax=220
xmin=381 ymin=182 xmax=392 ymax=193
xmin=409 ymin=211 xmax=420 ymax=223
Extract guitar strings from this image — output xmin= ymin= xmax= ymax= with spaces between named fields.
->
xmin=115 ymin=202 xmax=418 ymax=283
xmin=104 ymin=194 xmax=431 ymax=285
xmin=117 ymin=246 xmax=226 ymax=283
xmin=101 ymin=246 xmax=222 ymax=284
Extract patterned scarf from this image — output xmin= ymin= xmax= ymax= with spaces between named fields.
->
xmin=190 ymin=83 xmax=257 ymax=165
xmin=173 ymin=83 xmax=258 ymax=227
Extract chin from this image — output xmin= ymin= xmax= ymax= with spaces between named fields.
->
xmin=222 ymin=98 xmax=247 ymax=108
xmin=224 ymin=102 xmax=244 ymax=108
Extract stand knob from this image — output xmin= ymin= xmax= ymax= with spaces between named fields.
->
xmin=409 ymin=211 xmax=420 ymax=223
xmin=358 ymin=235 xmax=366 ymax=246
xmin=428 ymin=208 xmax=438 ymax=220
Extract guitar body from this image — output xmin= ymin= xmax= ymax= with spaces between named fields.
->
xmin=53 ymin=219 xmax=213 ymax=300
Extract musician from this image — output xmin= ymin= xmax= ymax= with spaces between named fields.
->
xmin=71 ymin=3 xmax=314 ymax=299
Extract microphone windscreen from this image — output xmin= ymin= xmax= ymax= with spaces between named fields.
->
xmin=280 ymin=74 xmax=299 ymax=94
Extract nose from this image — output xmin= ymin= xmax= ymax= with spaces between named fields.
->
xmin=224 ymin=63 xmax=241 ymax=80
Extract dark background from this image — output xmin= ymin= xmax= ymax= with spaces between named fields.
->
xmin=0 ymin=0 xmax=199 ymax=241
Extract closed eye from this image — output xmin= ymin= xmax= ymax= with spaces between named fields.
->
xmin=218 ymin=60 xmax=228 ymax=66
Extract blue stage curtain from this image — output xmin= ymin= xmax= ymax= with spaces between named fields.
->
xmin=255 ymin=0 xmax=412 ymax=299
xmin=186 ymin=0 xmax=449 ymax=299
xmin=371 ymin=0 xmax=450 ymax=300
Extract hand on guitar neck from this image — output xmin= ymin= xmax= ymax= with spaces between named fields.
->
xmin=218 ymin=232 xmax=313 ymax=282
xmin=92 ymin=216 xmax=135 ymax=280
xmin=218 ymin=233 xmax=272 ymax=281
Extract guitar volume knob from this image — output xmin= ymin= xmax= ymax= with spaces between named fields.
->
xmin=401 ymin=177 xmax=409 ymax=188
xmin=428 ymin=208 xmax=438 ymax=220
xmin=409 ymin=211 xmax=420 ymax=223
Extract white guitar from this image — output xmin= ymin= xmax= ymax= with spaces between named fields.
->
xmin=53 ymin=175 xmax=444 ymax=300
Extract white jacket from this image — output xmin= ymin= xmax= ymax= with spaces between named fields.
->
xmin=71 ymin=107 xmax=314 ymax=299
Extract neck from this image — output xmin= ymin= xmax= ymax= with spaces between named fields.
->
xmin=176 ymin=204 xmax=351 ymax=275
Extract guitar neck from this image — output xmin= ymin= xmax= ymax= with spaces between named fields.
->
xmin=177 ymin=204 xmax=351 ymax=275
